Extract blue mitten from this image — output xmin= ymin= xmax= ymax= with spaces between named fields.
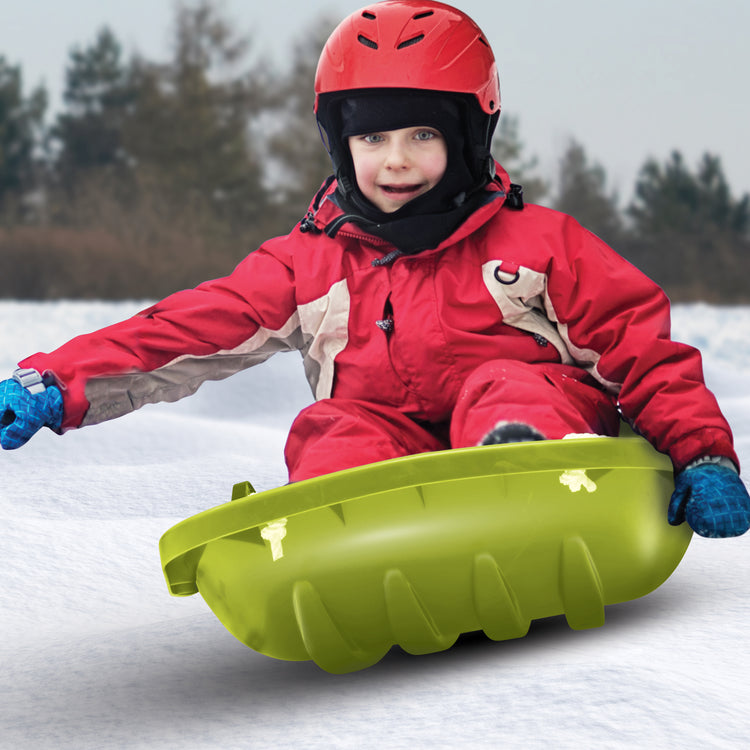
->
xmin=0 ymin=377 xmax=64 ymax=450
xmin=668 ymin=463 xmax=750 ymax=538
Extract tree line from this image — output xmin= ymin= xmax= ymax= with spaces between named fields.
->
xmin=1 ymin=1 xmax=748 ymax=302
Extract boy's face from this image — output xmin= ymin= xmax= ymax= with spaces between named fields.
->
xmin=347 ymin=126 xmax=448 ymax=213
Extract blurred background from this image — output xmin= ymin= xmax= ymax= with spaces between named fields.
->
xmin=1 ymin=0 xmax=748 ymax=302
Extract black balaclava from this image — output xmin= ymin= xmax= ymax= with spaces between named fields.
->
xmin=318 ymin=89 xmax=498 ymax=254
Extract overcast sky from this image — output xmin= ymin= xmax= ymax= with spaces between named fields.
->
xmin=4 ymin=0 xmax=749 ymax=203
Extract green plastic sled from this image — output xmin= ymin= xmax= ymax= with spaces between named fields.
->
xmin=159 ymin=434 xmax=692 ymax=674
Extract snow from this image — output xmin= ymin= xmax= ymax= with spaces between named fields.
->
xmin=1 ymin=300 xmax=749 ymax=750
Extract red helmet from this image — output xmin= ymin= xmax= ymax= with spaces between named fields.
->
xmin=315 ymin=1 xmax=501 ymax=201
xmin=314 ymin=0 xmax=500 ymax=115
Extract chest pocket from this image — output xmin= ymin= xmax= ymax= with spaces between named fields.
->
xmin=482 ymin=260 xmax=574 ymax=365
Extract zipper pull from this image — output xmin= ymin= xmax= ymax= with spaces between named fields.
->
xmin=376 ymin=318 xmax=394 ymax=334
xmin=376 ymin=296 xmax=395 ymax=335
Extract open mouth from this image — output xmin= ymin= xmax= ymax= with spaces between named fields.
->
xmin=380 ymin=184 xmax=424 ymax=196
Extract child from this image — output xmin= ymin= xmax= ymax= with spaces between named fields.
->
xmin=1 ymin=0 xmax=748 ymax=538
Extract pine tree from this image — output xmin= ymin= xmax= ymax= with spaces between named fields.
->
xmin=626 ymin=151 xmax=750 ymax=301
xmin=629 ymin=151 xmax=749 ymax=239
xmin=264 ymin=15 xmax=341 ymax=230
xmin=51 ymin=27 xmax=135 ymax=194
xmin=0 ymin=56 xmax=47 ymax=218
xmin=121 ymin=0 xmax=269 ymax=239
xmin=552 ymin=139 xmax=623 ymax=246
xmin=491 ymin=114 xmax=548 ymax=204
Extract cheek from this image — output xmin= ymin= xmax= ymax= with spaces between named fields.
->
xmin=428 ymin=160 xmax=448 ymax=184
xmin=430 ymin=160 xmax=448 ymax=183
xmin=350 ymin=151 xmax=377 ymax=186
xmin=347 ymin=140 xmax=369 ymax=185
xmin=424 ymin=147 xmax=448 ymax=183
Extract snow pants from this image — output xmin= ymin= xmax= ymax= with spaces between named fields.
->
xmin=284 ymin=359 xmax=620 ymax=482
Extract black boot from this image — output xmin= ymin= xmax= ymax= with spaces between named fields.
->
xmin=480 ymin=421 xmax=546 ymax=445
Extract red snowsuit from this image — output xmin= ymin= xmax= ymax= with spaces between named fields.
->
xmin=20 ymin=165 xmax=738 ymax=481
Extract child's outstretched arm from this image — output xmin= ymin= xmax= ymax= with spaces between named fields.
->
xmin=2 ymin=242 xmax=301 ymax=444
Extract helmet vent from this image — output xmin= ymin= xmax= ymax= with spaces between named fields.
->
xmin=357 ymin=34 xmax=378 ymax=49
xmin=397 ymin=34 xmax=424 ymax=50
xmin=413 ymin=11 xmax=434 ymax=19
xmin=361 ymin=11 xmax=376 ymax=20
xmin=479 ymin=37 xmax=490 ymax=47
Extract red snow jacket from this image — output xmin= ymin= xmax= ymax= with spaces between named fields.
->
xmin=20 ymin=165 xmax=737 ymax=472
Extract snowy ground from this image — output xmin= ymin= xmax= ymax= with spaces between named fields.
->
xmin=1 ymin=301 xmax=748 ymax=750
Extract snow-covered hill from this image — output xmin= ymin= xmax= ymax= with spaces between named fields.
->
xmin=1 ymin=301 xmax=748 ymax=749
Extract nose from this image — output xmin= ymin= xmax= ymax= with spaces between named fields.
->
xmin=383 ymin=139 xmax=410 ymax=170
